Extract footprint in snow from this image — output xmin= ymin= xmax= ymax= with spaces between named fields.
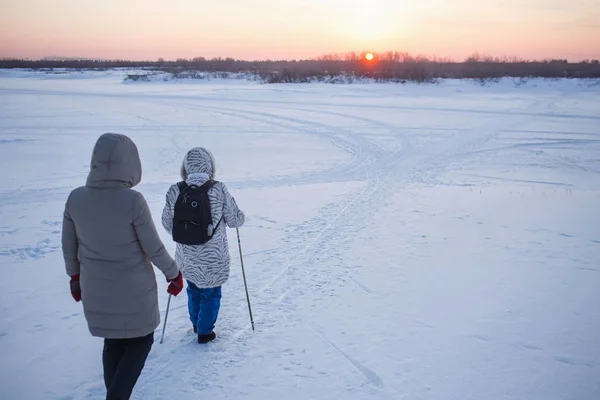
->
xmin=559 ymin=233 xmax=573 ymax=238
xmin=27 ymin=324 xmax=46 ymax=333
xmin=577 ymin=267 xmax=599 ymax=273
xmin=253 ymin=216 xmax=277 ymax=224
xmin=61 ymin=313 xmax=81 ymax=320
xmin=471 ymin=334 xmax=490 ymax=342
xmin=519 ymin=342 xmax=543 ymax=351
xmin=0 ymin=228 xmax=18 ymax=237
xmin=413 ymin=320 xmax=434 ymax=329
xmin=0 ymin=239 xmax=58 ymax=261
xmin=0 ymin=138 xmax=35 ymax=144
xmin=42 ymin=220 xmax=61 ymax=227
xmin=555 ymin=356 xmax=594 ymax=368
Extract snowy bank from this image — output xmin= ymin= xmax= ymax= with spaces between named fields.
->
xmin=2 ymin=68 xmax=600 ymax=88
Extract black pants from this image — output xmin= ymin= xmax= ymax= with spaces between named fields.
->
xmin=102 ymin=332 xmax=154 ymax=400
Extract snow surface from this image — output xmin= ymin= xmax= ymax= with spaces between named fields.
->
xmin=1 ymin=70 xmax=599 ymax=400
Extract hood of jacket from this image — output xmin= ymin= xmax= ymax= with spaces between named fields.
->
xmin=180 ymin=147 xmax=215 ymax=181
xmin=86 ymin=133 xmax=142 ymax=189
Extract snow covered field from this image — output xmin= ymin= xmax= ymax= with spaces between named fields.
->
xmin=1 ymin=70 xmax=599 ymax=400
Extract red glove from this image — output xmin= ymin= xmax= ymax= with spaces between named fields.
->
xmin=70 ymin=274 xmax=81 ymax=302
xmin=167 ymin=272 xmax=184 ymax=296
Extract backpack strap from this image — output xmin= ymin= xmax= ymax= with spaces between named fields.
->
xmin=211 ymin=215 xmax=223 ymax=234
xmin=179 ymin=180 xmax=218 ymax=191
xmin=199 ymin=180 xmax=219 ymax=191
xmin=177 ymin=181 xmax=188 ymax=191
xmin=202 ymin=180 xmax=222 ymax=234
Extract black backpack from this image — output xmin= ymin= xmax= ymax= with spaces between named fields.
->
xmin=172 ymin=180 xmax=222 ymax=245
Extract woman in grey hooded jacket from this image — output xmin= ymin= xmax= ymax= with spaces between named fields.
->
xmin=162 ymin=147 xmax=245 ymax=343
xmin=62 ymin=133 xmax=183 ymax=400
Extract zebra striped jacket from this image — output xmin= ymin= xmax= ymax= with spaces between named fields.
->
xmin=162 ymin=149 xmax=245 ymax=289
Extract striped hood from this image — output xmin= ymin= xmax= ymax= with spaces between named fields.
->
xmin=180 ymin=147 xmax=216 ymax=181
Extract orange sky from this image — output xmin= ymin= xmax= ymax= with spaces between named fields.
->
xmin=1 ymin=0 xmax=599 ymax=61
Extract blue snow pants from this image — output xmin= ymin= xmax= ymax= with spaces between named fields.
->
xmin=186 ymin=281 xmax=222 ymax=335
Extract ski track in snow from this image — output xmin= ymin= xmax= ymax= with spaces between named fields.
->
xmin=1 ymin=72 xmax=599 ymax=400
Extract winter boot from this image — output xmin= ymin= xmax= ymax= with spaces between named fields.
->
xmin=198 ymin=332 xmax=216 ymax=344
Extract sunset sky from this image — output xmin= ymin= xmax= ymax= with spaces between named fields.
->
xmin=1 ymin=0 xmax=599 ymax=61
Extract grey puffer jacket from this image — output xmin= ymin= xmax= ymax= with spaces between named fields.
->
xmin=162 ymin=147 xmax=245 ymax=289
xmin=62 ymin=133 xmax=180 ymax=339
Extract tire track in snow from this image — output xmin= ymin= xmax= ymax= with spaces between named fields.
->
xmin=257 ymin=180 xmax=373 ymax=293
xmin=216 ymin=95 xmax=564 ymax=338
xmin=401 ymin=94 xmax=563 ymax=185
xmin=6 ymin=86 xmax=600 ymax=121
xmin=155 ymin=99 xmax=386 ymax=187
xmin=304 ymin=323 xmax=390 ymax=393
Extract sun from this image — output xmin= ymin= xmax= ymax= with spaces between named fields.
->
xmin=365 ymin=53 xmax=374 ymax=61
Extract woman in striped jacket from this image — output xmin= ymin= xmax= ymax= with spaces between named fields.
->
xmin=162 ymin=147 xmax=245 ymax=343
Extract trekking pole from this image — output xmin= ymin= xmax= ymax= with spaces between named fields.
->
xmin=236 ymin=228 xmax=255 ymax=331
xmin=160 ymin=294 xmax=172 ymax=344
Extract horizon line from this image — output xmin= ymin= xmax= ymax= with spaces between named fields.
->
xmin=2 ymin=50 xmax=599 ymax=64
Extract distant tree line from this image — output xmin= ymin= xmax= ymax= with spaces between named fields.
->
xmin=1 ymin=52 xmax=599 ymax=82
